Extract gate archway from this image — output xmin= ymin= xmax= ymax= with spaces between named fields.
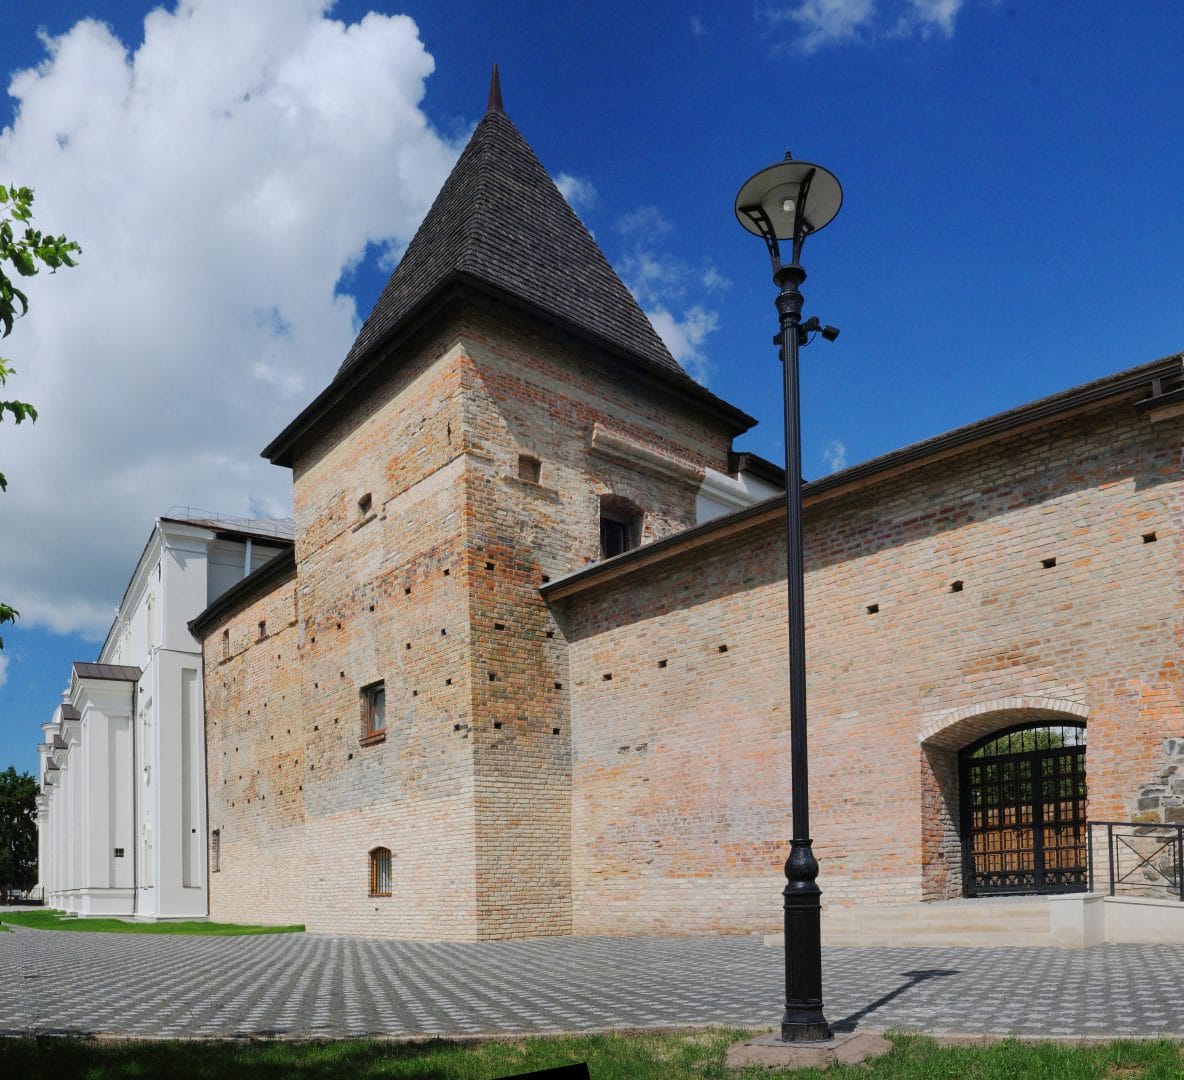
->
xmin=959 ymin=721 xmax=1087 ymax=896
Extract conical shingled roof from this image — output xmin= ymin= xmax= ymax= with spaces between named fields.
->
xmin=336 ymin=105 xmax=687 ymax=381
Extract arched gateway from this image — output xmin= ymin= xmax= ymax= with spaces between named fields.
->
xmin=958 ymin=721 xmax=1087 ymax=895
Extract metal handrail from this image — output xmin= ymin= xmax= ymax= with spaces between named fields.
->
xmin=1087 ymin=820 xmax=1184 ymax=901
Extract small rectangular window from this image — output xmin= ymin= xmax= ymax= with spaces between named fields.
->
xmin=518 ymin=454 xmax=541 ymax=483
xmin=258 ymin=620 xmax=267 ymax=639
xmin=211 ymin=830 xmax=220 ymax=873
xmin=222 ymin=629 xmax=230 ymax=660
xmin=363 ymin=682 xmax=386 ymax=737
xmin=600 ymin=518 xmax=630 ymax=559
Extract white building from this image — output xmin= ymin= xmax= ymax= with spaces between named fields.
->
xmin=36 ymin=513 xmax=292 ymax=918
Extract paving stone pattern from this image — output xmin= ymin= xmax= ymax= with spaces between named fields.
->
xmin=1 ymin=929 xmax=1181 ymax=1040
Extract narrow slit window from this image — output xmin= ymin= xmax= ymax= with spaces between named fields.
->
xmin=211 ymin=829 xmax=220 ymax=873
xmin=222 ymin=629 xmax=229 ymax=660
xmin=600 ymin=518 xmax=630 ymax=559
xmin=362 ymin=682 xmax=386 ymax=736
xmin=369 ymin=847 xmax=392 ymax=897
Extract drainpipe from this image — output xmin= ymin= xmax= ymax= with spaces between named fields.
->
xmin=131 ymin=677 xmax=139 ymax=917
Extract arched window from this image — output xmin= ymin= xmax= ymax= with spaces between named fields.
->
xmin=369 ymin=847 xmax=392 ymax=897
xmin=599 ymin=494 xmax=643 ymax=559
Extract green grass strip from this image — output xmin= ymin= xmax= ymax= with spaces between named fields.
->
xmin=0 ymin=1031 xmax=1180 ymax=1079
xmin=0 ymin=908 xmax=302 ymax=935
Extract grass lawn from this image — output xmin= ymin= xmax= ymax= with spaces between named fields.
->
xmin=0 ymin=1031 xmax=1180 ymax=1079
xmin=0 ymin=908 xmax=303 ymax=936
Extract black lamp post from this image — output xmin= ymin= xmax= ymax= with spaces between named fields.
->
xmin=735 ymin=153 xmax=842 ymax=1043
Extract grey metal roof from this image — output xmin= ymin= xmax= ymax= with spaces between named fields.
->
xmin=52 ymin=734 xmax=67 ymax=749
xmin=338 ymin=107 xmax=686 ymax=382
xmin=60 ymin=704 xmax=80 ymax=722
xmin=72 ymin=662 xmax=141 ymax=682
xmin=161 ymin=511 xmax=295 ymax=542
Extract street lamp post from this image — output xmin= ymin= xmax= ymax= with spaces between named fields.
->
xmin=735 ymin=153 xmax=842 ymax=1044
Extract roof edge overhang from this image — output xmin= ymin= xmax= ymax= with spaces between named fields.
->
xmin=263 ymin=273 xmax=756 ymax=468
xmin=189 ymin=547 xmax=297 ymax=641
xmin=158 ymin=518 xmax=293 ymax=546
xmin=542 ymin=352 xmax=1184 ymax=602
xmin=71 ymin=662 xmax=142 ymax=683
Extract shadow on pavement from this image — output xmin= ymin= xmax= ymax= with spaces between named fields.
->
xmin=832 ymin=967 xmax=959 ymax=1032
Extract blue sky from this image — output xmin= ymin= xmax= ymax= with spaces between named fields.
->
xmin=1 ymin=1 xmax=1182 ymax=774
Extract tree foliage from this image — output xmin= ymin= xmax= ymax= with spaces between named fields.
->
xmin=0 ymin=184 xmax=80 ymax=648
xmin=0 ymin=766 xmax=38 ymax=895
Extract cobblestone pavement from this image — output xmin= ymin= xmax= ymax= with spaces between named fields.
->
xmin=1 ymin=928 xmax=1181 ymax=1040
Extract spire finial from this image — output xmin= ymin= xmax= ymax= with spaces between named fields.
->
xmin=487 ymin=64 xmax=503 ymax=114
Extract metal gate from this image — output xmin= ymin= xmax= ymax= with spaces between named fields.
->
xmin=959 ymin=722 xmax=1087 ymax=896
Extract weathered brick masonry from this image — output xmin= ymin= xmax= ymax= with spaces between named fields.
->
xmin=200 ymin=299 xmax=738 ymax=935
xmin=202 ymin=554 xmax=304 ymax=925
xmin=193 ymin=85 xmax=1184 ymax=940
xmin=550 ymin=389 xmax=1184 ymax=934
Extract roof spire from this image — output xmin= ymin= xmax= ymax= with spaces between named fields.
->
xmin=487 ymin=64 xmax=503 ymax=114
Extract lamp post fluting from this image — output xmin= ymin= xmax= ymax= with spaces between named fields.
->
xmin=735 ymin=153 xmax=842 ymax=1044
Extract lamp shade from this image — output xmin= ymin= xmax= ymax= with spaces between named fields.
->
xmin=734 ymin=158 xmax=843 ymax=241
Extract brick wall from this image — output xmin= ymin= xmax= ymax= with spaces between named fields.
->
xmin=204 ymin=569 xmax=305 ymax=925
xmin=454 ymin=307 xmax=735 ymax=938
xmin=556 ymin=402 xmax=1184 ymax=934
xmin=203 ymin=299 xmax=738 ymax=938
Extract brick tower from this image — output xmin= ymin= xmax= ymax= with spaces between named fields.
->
xmin=202 ymin=70 xmax=752 ymax=937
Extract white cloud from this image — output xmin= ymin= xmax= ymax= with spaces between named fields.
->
xmin=766 ymin=0 xmax=966 ymax=52
xmin=646 ymin=305 xmax=719 ymax=385
xmin=821 ymin=438 xmax=848 ymax=473
xmin=616 ymin=206 xmax=673 ymax=239
xmin=701 ymin=264 xmax=731 ymax=293
xmin=690 ymin=14 xmax=707 ymax=37
xmin=897 ymin=0 xmax=964 ymax=37
xmin=0 ymin=654 xmax=8 ymax=689
xmin=554 ymin=172 xmax=597 ymax=216
xmin=0 ymin=0 xmax=459 ymax=639
xmin=619 ymin=249 xmax=685 ymax=310
xmin=768 ymin=0 xmax=875 ymax=51
xmin=613 ymin=207 xmax=722 ymax=386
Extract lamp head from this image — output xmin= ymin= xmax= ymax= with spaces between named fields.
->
xmin=735 ymin=155 xmax=843 ymax=251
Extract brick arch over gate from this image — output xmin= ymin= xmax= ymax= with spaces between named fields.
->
xmin=917 ymin=696 xmax=1091 ymax=900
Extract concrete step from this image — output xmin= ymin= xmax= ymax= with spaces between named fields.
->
xmin=766 ymin=899 xmax=1054 ymax=948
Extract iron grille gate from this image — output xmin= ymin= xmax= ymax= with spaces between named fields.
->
xmin=959 ymin=723 xmax=1087 ymax=896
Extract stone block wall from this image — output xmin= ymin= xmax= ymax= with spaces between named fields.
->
xmin=556 ymin=400 xmax=1184 ymax=933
